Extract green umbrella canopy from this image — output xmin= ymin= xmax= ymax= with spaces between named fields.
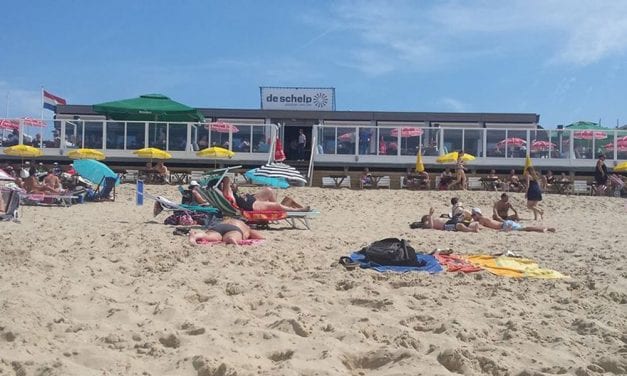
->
xmin=93 ymin=94 xmax=204 ymax=122
xmin=564 ymin=121 xmax=610 ymax=130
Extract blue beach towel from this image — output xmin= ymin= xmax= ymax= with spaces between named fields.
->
xmin=349 ymin=252 xmax=443 ymax=273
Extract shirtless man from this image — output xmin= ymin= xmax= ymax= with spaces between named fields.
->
xmin=471 ymin=208 xmax=554 ymax=233
xmin=492 ymin=193 xmax=519 ymax=221
xmin=155 ymin=161 xmax=169 ymax=183
xmin=43 ymin=170 xmax=63 ymax=193
xmin=416 ymin=207 xmax=479 ymax=232
xmin=22 ymin=170 xmax=57 ymax=194
xmin=188 ymin=218 xmax=264 ymax=245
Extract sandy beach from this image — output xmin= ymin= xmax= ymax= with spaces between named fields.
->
xmin=1 ymin=185 xmax=626 ymax=375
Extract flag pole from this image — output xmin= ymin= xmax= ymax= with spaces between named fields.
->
xmin=40 ymin=86 xmax=44 ymax=148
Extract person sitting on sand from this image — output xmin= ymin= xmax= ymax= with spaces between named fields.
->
xmin=360 ymin=168 xmax=373 ymax=187
xmin=542 ymin=170 xmax=555 ymax=191
xmin=155 ymin=161 xmax=169 ymax=183
xmin=486 ymin=169 xmax=504 ymax=191
xmin=471 ymin=208 xmax=554 ymax=233
xmin=43 ymin=170 xmax=64 ymax=193
xmin=414 ymin=207 xmax=479 ymax=232
xmin=438 ymin=169 xmax=453 ymax=190
xmin=189 ymin=218 xmax=264 ymax=245
xmin=492 ymin=193 xmax=520 ymax=221
xmin=508 ymin=169 xmax=523 ymax=192
xmin=221 ymin=176 xmax=310 ymax=212
xmin=22 ymin=170 xmax=58 ymax=194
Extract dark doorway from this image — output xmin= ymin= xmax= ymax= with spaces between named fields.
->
xmin=274 ymin=119 xmax=316 ymax=161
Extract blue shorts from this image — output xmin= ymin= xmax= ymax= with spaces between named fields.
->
xmin=502 ymin=220 xmax=522 ymax=231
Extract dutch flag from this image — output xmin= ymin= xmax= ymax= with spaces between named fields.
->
xmin=43 ymin=90 xmax=66 ymax=112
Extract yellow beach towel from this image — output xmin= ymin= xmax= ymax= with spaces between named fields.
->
xmin=466 ymin=255 xmax=568 ymax=279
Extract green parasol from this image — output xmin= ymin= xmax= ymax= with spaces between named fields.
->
xmin=93 ymin=94 xmax=204 ymax=122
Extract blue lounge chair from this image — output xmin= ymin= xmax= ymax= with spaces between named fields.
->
xmin=90 ymin=176 xmax=119 ymax=201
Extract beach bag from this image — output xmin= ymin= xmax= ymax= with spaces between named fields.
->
xmin=358 ymin=238 xmax=421 ymax=266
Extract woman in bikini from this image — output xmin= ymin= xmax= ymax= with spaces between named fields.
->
xmin=220 ymin=176 xmax=310 ymax=212
xmin=448 ymin=151 xmax=467 ymax=190
xmin=189 ymin=218 xmax=264 ymax=245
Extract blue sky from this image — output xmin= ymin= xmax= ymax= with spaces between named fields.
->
xmin=1 ymin=0 xmax=626 ymax=128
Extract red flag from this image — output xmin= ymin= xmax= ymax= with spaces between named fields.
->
xmin=274 ymin=137 xmax=286 ymax=162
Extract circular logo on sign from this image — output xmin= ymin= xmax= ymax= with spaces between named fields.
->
xmin=313 ymin=93 xmax=328 ymax=108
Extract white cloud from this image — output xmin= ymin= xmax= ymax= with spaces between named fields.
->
xmin=329 ymin=0 xmax=627 ymax=75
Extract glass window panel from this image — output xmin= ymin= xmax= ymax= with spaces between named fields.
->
xmin=530 ymin=130 xmax=553 ymax=159
xmin=337 ymin=127 xmax=355 ymax=154
xmin=106 ymin=122 xmax=125 ymax=150
xmin=617 ymin=130 xmax=627 ymax=160
xmin=422 ymin=128 xmax=441 ymax=156
xmin=191 ymin=124 xmax=208 ymax=151
xmin=463 ymin=129 xmax=483 ymax=157
xmin=148 ymin=122 xmax=167 ymax=149
xmin=486 ymin=129 xmax=506 ymax=158
xmin=64 ymin=121 xmax=84 ymax=149
xmin=358 ymin=127 xmax=376 ymax=155
xmin=377 ymin=128 xmax=395 ymax=155
xmin=210 ymin=129 xmax=231 ymax=149
xmin=126 ymin=122 xmax=145 ymax=150
xmin=84 ymin=121 xmax=103 ymax=149
xmin=168 ymin=123 xmax=187 ymax=151
xmin=252 ymin=125 xmax=270 ymax=153
xmin=442 ymin=129 xmax=462 ymax=155
xmin=398 ymin=129 xmax=422 ymax=156
xmin=319 ymin=127 xmax=337 ymax=154
xmin=506 ymin=129 xmax=528 ymax=158
xmin=233 ymin=125 xmax=252 ymax=152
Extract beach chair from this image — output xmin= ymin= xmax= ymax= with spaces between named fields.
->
xmin=571 ymin=180 xmax=591 ymax=195
xmin=199 ymin=171 xmax=319 ymax=230
xmin=145 ymin=192 xmax=219 ymax=216
xmin=20 ymin=191 xmax=74 ymax=207
xmin=376 ymin=176 xmax=391 ymax=189
xmin=467 ymin=177 xmax=483 ymax=190
xmin=90 ymin=176 xmax=119 ymax=201
xmin=1 ymin=188 xmax=20 ymax=221
xmin=123 ymin=169 xmax=139 ymax=183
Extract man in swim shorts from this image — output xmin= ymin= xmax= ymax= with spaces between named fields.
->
xmin=470 ymin=208 xmax=555 ymax=233
xmin=189 ymin=218 xmax=264 ymax=245
xmin=492 ymin=193 xmax=520 ymax=221
xmin=415 ymin=207 xmax=479 ymax=232
xmin=221 ymin=176 xmax=310 ymax=212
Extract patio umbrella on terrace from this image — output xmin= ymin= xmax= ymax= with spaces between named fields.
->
xmin=497 ymin=138 xmax=526 ymax=148
xmin=67 ymin=148 xmax=106 ymax=161
xmin=93 ymin=94 xmax=204 ymax=122
xmin=613 ymin=162 xmax=627 ymax=173
xmin=565 ymin=121 xmax=609 ymax=140
xmin=133 ymin=147 xmax=172 ymax=160
xmin=204 ymin=122 xmax=239 ymax=133
xmin=436 ymin=151 xmax=475 ymax=164
xmin=0 ymin=119 xmax=19 ymax=130
xmin=604 ymin=141 xmax=627 ymax=152
xmin=531 ymin=141 xmax=556 ymax=151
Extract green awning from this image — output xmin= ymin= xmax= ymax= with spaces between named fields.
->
xmin=93 ymin=94 xmax=204 ymax=122
xmin=564 ymin=121 xmax=609 ymax=130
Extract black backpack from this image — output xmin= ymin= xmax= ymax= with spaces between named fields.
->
xmin=358 ymin=238 xmax=423 ymax=267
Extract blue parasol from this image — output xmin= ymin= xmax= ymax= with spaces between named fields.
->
xmin=73 ymin=159 xmax=120 ymax=186
xmin=244 ymin=169 xmax=290 ymax=189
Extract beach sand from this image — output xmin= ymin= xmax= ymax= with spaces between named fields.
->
xmin=1 ymin=185 xmax=625 ymax=375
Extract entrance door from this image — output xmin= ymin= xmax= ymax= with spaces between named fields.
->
xmin=273 ymin=119 xmax=316 ymax=161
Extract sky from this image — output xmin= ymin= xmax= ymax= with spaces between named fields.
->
xmin=1 ymin=0 xmax=627 ymax=128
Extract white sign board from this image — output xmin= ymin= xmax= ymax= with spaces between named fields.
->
xmin=260 ymin=87 xmax=335 ymax=111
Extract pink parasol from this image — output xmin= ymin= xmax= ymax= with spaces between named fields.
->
xmin=604 ymin=140 xmax=627 ymax=152
xmin=531 ymin=140 xmax=556 ymax=151
xmin=338 ymin=132 xmax=355 ymax=142
xmin=0 ymin=119 xmax=19 ymax=130
xmin=390 ymin=127 xmax=424 ymax=137
xmin=573 ymin=130 xmax=607 ymax=140
xmin=497 ymin=137 xmax=526 ymax=148
xmin=21 ymin=117 xmax=47 ymax=127
xmin=205 ymin=121 xmax=239 ymax=133
xmin=0 ymin=168 xmax=15 ymax=181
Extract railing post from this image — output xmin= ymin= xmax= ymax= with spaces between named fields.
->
xmin=102 ymin=120 xmax=107 ymax=150
xmin=482 ymin=128 xmax=487 ymax=159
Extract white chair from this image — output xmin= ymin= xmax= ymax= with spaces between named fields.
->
xmin=322 ymin=177 xmax=335 ymax=188
xmin=123 ymin=169 xmax=138 ymax=183
xmin=376 ymin=176 xmax=391 ymax=189
xmin=572 ymin=180 xmax=591 ymax=195
xmin=467 ymin=177 xmax=483 ymax=190
xmin=190 ymin=170 xmax=205 ymax=182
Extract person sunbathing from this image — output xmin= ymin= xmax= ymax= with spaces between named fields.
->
xmin=471 ymin=208 xmax=555 ymax=233
xmin=492 ymin=193 xmax=519 ymax=221
xmin=22 ymin=171 xmax=58 ymax=194
xmin=414 ymin=207 xmax=479 ymax=232
xmin=220 ymin=176 xmax=310 ymax=212
xmin=189 ymin=218 xmax=264 ymax=245
xmin=43 ymin=170 xmax=64 ymax=193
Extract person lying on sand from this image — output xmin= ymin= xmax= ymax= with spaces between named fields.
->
xmin=492 ymin=193 xmax=519 ymax=221
xmin=189 ymin=218 xmax=264 ymax=245
xmin=221 ymin=176 xmax=310 ymax=212
xmin=471 ymin=208 xmax=555 ymax=233
xmin=414 ymin=207 xmax=479 ymax=232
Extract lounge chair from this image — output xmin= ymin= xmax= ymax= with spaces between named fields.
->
xmin=89 ymin=176 xmax=119 ymax=201
xmin=1 ymin=188 xmax=20 ymax=221
xmin=198 ymin=169 xmax=319 ymax=230
xmin=20 ymin=191 xmax=74 ymax=207
xmin=145 ymin=192 xmax=219 ymax=216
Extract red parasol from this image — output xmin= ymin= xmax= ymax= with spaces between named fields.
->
xmin=22 ymin=117 xmax=47 ymax=127
xmin=604 ymin=140 xmax=627 ymax=152
xmin=274 ymin=137 xmax=286 ymax=162
xmin=497 ymin=137 xmax=526 ymax=148
xmin=390 ymin=127 xmax=424 ymax=137
xmin=573 ymin=130 xmax=607 ymax=140
xmin=205 ymin=121 xmax=239 ymax=133
xmin=338 ymin=132 xmax=355 ymax=142
xmin=531 ymin=140 xmax=556 ymax=151
xmin=0 ymin=119 xmax=19 ymax=130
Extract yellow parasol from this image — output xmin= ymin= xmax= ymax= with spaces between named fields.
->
xmin=523 ymin=155 xmax=533 ymax=174
xmin=415 ymin=149 xmax=425 ymax=173
xmin=196 ymin=147 xmax=235 ymax=158
xmin=133 ymin=147 xmax=172 ymax=160
xmin=3 ymin=144 xmax=43 ymax=158
xmin=196 ymin=146 xmax=235 ymax=168
xmin=436 ymin=151 xmax=475 ymax=163
xmin=67 ymin=148 xmax=106 ymax=160
xmin=613 ymin=161 xmax=627 ymax=172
